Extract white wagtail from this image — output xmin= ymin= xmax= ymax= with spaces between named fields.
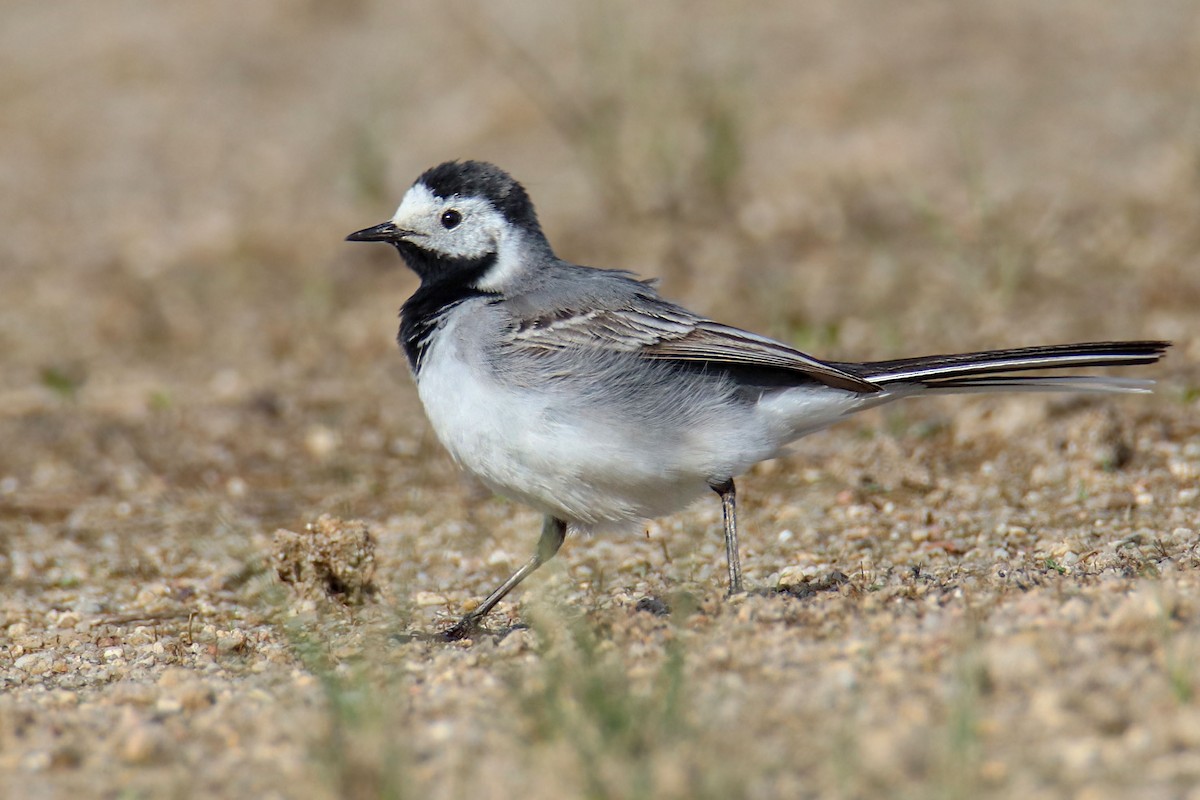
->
xmin=347 ymin=160 xmax=1169 ymax=638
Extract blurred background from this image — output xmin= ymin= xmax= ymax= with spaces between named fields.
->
xmin=2 ymin=3 xmax=1199 ymax=796
xmin=4 ymin=0 xmax=1200 ymax=609
xmin=3 ymin=0 xmax=1197 ymax=521
xmin=3 ymin=0 xmax=1196 ymax=395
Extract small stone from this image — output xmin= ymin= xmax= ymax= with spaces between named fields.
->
xmin=177 ymin=683 xmax=216 ymax=711
xmin=52 ymin=611 xmax=80 ymax=629
xmin=119 ymin=724 xmax=169 ymax=764
xmin=634 ymin=596 xmax=670 ymax=616
xmin=777 ymin=566 xmax=807 ymax=588
xmin=304 ymin=426 xmax=339 ymax=458
xmin=155 ymin=696 xmax=184 ymax=715
xmin=21 ymin=751 xmax=52 ymax=772
xmin=426 ymin=720 xmax=455 ymax=744
xmin=495 ymin=628 xmax=533 ymax=652
xmin=14 ymin=651 xmax=51 ymax=672
xmin=414 ymin=591 xmax=449 ymax=607
xmin=157 ymin=667 xmax=191 ymax=688
xmin=217 ymin=631 xmax=246 ymax=654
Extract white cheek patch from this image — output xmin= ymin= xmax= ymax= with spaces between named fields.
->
xmin=391 ymin=185 xmax=504 ymax=263
xmin=434 ymin=197 xmax=503 ymax=261
xmin=473 ymin=230 xmax=529 ymax=292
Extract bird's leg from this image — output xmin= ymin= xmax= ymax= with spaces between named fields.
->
xmin=710 ymin=479 xmax=744 ymax=596
xmin=441 ymin=515 xmax=567 ymax=641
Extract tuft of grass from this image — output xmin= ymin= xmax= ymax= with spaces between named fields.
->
xmin=935 ymin=633 xmax=991 ymax=800
xmin=511 ymin=608 xmax=719 ymax=800
xmin=297 ymin=635 xmax=411 ymax=800
xmin=348 ymin=122 xmax=391 ymax=208
xmin=40 ymin=363 xmax=86 ymax=400
xmin=147 ymin=389 xmax=173 ymax=411
xmin=457 ymin=6 xmax=748 ymax=235
xmin=1157 ymin=592 xmax=1195 ymax=705
xmin=275 ymin=588 xmax=414 ymax=800
xmin=1044 ymin=558 xmax=1068 ymax=575
xmin=787 ymin=320 xmax=842 ymax=354
xmin=695 ymin=82 xmax=744 ymax=207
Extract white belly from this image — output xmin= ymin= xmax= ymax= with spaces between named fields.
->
xmin=419 ymin=348 xmax=702 ymax=524
xmin=416 ymin=347 xmax=763 ymax=524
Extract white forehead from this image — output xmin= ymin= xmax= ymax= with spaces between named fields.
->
xmin=391 ymin=183 xmax=441 ymax=222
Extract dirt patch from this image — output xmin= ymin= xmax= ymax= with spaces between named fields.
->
xmin=274 ymin=516 xmax=377 ymax=606
xmin=2 ymin=3 xmax=1199 ymax=799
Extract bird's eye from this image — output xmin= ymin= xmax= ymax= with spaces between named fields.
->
xmin=440 ymin=209 xmax=463 ymax=229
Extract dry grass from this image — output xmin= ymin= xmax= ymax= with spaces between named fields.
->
xmin=2 ymin=2 xmax=1199 ymax=798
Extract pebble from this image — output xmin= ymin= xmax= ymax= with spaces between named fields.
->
xmin=1168 ymin=460 xmax=1196 ymax=480
xmin=217 ymin=631 xmax=247 ymax=654
xmin=155 ymin=696 xmax=184 ymax=715
xmin=13 ymin=651 xmax=52 ymax=672
xmin=304 ymin=426 xmax=340 ymax=458
xmin=119 ymin=723 xmax=170 ymax=764
xmin=414 ymin=592 xmax=449 ymax=607
xmin=72 ymin=599 xmax=102 ymax=615
xmin=776 ymin=564 xmax=821 ymax=588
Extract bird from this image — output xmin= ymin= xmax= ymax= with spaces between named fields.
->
xmin=346 ymin=160 xmax=1169 ymax=639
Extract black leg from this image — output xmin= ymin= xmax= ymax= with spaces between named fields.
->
xmin=441 ymin=515 xmax=568 ymax=640
xmin=710 ymin=479 xmax=744 ymax=596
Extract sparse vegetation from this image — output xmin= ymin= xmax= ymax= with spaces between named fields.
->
xmin=2 ymin=3 xmax=1199 ymax=799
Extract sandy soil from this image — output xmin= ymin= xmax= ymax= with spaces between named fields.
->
xmin=2 ymin=3 xmax=1199 ymax=798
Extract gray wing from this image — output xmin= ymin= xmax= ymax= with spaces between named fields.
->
xmin=504 ymin=272 xmax=881 ymax=394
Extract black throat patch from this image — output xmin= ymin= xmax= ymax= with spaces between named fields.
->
xmin=396 ymin=246 xmax=498 ymax=373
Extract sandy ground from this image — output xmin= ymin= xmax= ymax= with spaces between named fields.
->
xmin=2 ymin=2 xmax=1199 ymax=798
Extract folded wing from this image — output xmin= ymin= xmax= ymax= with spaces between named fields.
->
xmin=506 ymin=292 xmax=882 ymax=393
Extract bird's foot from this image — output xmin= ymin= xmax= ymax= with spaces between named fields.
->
xmin=438 ymin=614 xmax=485 ymax=642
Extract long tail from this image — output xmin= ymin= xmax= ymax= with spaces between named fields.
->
xmin=833 ymin=340 xmax=1171 ymax=395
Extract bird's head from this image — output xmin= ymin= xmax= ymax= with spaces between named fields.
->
xmin=346 ymin=160 xmax=550 ymax=292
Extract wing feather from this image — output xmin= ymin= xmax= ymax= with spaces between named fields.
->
xmin=508 ymin=301 xmax=881 ymax=393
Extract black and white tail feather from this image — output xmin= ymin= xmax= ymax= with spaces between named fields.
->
xmin=838 ymin=340 xmax=1169 ymax=395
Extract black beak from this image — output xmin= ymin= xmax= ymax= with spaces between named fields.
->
xmin=345 ymin=221 xmax=411 ymax=243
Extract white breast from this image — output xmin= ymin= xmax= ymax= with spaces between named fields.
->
xmin=414 ymin=311 xmax=597 ymax=518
